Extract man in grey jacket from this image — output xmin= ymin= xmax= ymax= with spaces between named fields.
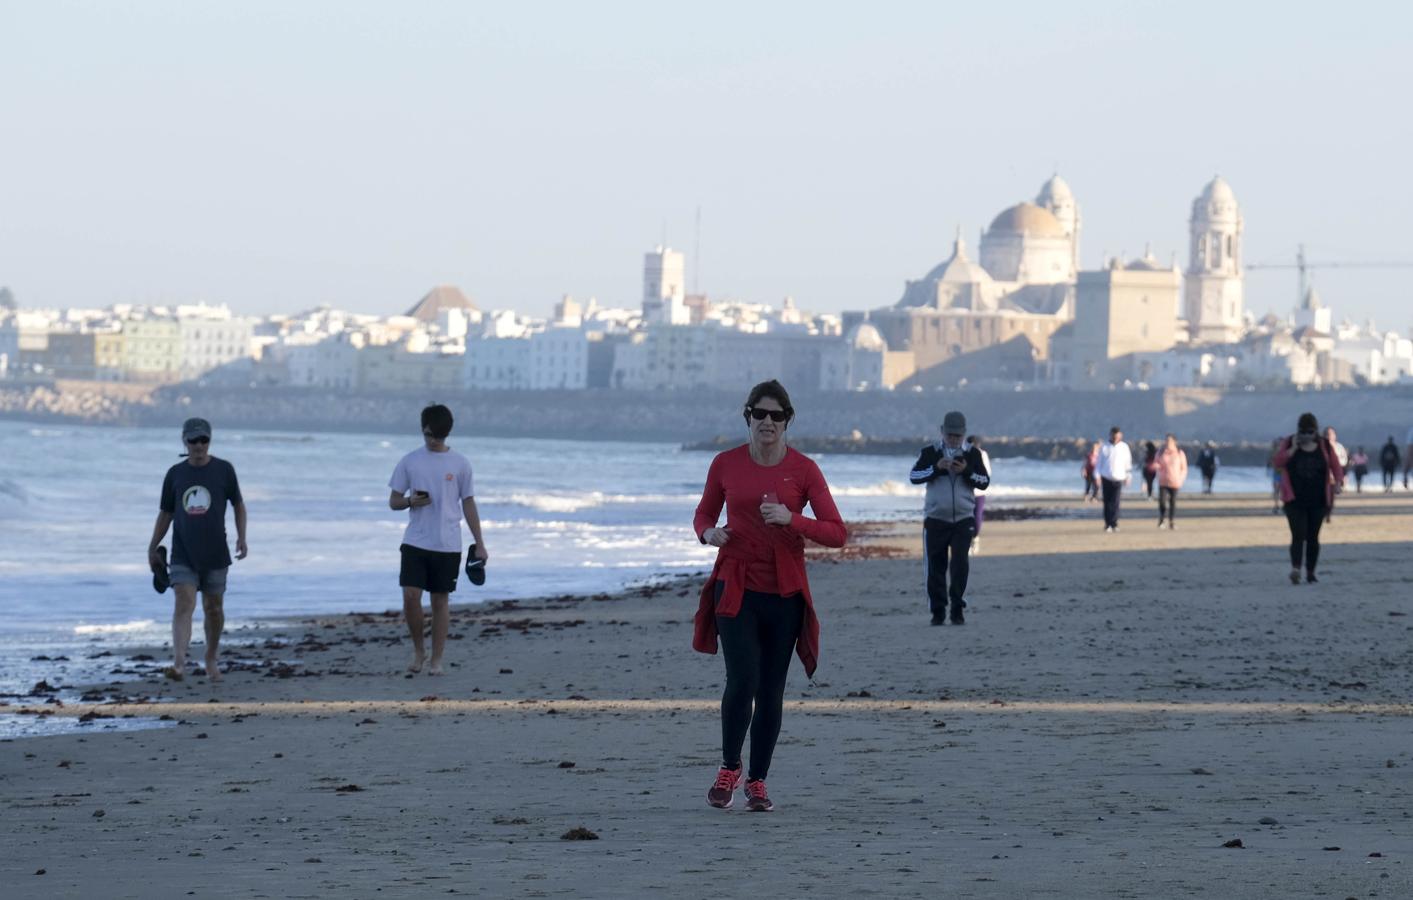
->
xmin=910 ymin=411 xmax=990 ymax=625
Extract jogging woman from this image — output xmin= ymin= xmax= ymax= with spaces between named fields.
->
xmin=693 ymin=380 xmax=847 ymax=812
xmin=1272 ymin=412 xmax=1345 ymax=584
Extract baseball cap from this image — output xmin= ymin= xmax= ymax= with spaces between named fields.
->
xmin=942 ymin=411 xmax=967 ymax=435
xmin=182 ymin=417 xmax=212 ymax=441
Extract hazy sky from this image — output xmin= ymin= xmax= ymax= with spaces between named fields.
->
xmin=2 ymin=1 xmax=1410 ymax=327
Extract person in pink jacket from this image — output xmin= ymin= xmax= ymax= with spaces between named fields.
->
xmin=1272 ymin=412 xmax=1346 ymax=584
xmin=1154 ymin=433 xmax=1188 ymax=529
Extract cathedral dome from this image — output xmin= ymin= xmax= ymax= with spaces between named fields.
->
xmin=846 ymin=322 xmax=886 ymax=352
xmin=933 ymin=235 xmax=992 ymax=285
xmin=1035 ymin=175 xmax=1074 ymax=207
xmin=987 ymin=203 xmax=1066 ymax=238
xmin=1199 ymin=176 xmax=1236 ymax=205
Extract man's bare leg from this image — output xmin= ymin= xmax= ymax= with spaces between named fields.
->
xmin=428 ymin=593 xmax=450 ymax=675
xmin=170 ymin=585 xmax=197 ymax=680
xmin=201 ymin=592 xmax=225 ymax=682
xmin=403 ymin=586 xmax=426 ymax=673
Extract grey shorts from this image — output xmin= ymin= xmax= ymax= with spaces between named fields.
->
xmin=169 ymin=564 xmax=228 ymax=594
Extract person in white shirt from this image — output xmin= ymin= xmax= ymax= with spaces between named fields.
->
xmin=1096 ymin=426 xmax=1133 ymax=532
xmin=387 ymin=404 xmax=488 ymax=676
xmin=1324 ymin=427 xmax=1349 ymax=490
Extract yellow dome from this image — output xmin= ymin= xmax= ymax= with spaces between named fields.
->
xmin=987 ymin=202 xmax=1066 ymax=237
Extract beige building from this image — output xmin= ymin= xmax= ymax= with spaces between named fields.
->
xmin=1183 ymin=176 xmax=1245 ymax=344
xmin=357 ymin=343 xmax=463 ymax=393
xmin=1050 ymin=254 xmax=1182 ymax=387
xmin=95 ymin=331 xmax=126 ymax=379
xmin=122 ymin=318 xmax=182 ymax=382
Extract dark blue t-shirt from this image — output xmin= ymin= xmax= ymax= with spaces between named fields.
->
xmin=160 ymin=457 xmax=242 ymax=571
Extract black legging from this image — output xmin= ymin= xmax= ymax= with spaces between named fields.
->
xmin=716 ymin=586 xmax=804 ymax=781
xmin=1158 ymin=486 xmax=1178 ymax=521
xmin=1284 ymin=502 xmax=1326 ymax=573
xmin=1383 ymin=466 xmax=1397 ymax=489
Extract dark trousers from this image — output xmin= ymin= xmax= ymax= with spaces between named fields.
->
xmin=1158 ymin=486 xmax=1178 ymax=522
xmin=1143 ymin=471 xmax=1156 ymax=497
xmin=924 ymin=516 xmax=974 ymax=615
xmin=1383 ymin=466 xmax=1397 ymax=489
xmin=716 ymin=587 xmax=804 ymax=781
xmin=1201 ymin=470 xmax=1216 ymax=493
xmin=1284 ymin=503 xmax=1325 ymax=572
xmin=1101 ymin=478 xmax=1123 ymax=528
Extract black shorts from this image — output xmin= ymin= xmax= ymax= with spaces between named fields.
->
xmin=399 ymin=544 xmax=461 ymax=594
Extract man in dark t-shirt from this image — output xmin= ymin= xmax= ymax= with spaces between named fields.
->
xmin=147 ymin=417 xmax=248 ymax=682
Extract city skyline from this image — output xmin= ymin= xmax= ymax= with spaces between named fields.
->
xmin=2 ymin=2 xmax=1410 ymax=327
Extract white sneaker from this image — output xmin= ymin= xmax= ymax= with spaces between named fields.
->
xmin=970 ymin=537 xmax=981 ymax=555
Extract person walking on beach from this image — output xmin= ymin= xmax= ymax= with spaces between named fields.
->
xmin=1141 ymin=441 xmax=1158 ymax=499
xmin=388 ymin=403 xmax=487 ymax=676
xmin=1197 ymin=442 xmax=1220 ymax=494
xmin=1324 ymin=427 xmax=1349 ymax=490
xmin=1096 ymin=427 xmax=1132 ymax=532
xmin=1349 ymin=447 xmax=1369 ymax=493
xmin=693 ymin=380 xmax=847 ymax=812
xmin=1273 ymin=412 xmax=1345 ymax=585
xmin=1155 ymin=433 xmax=1187 ymax=530
xmin=1081 ymin=441 xmax=1101 ymax=502
xmin=909 ymin=414 xmax=990 ymax=625
xmin=1378 ymin=437 xmax=1400 ymax=493
xmin=146 ymin=417 xmax=247 ymax=682
xmin=966 ymin=434 xmax=992 ymax=555
xmin=1404 ymin=425 xmax=1413 ymax=490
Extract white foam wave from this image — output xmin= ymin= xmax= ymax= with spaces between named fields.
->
xmin=73 ymin=619 xmax=158 ymax=635
xmin=830 ymin=480 xmax=921 ymax=498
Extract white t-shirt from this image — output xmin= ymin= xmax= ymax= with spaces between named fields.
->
xmin=388 ymin=446 xmax=475 ymax=553
xmin=1097 ymin=441 xmax=1133 ymax=481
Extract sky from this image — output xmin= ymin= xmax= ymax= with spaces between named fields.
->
xmin=2 ymin=1 xmax=1411 ymax=328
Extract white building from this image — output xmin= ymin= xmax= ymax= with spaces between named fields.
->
xmin=819 ymin=322 xmax=887 ymax=390
xmin=1183 ymin=176 xmax=1245 ymax=344
xmin=464 ymin=335 xmax=531 ymax=389
xmin=177 ymin=305 xmax=254 ymax=378
xmin=0 ymin=310 xmax=16 ymax=378
xmin=528 ymin=326 xmax=588 ymax=390
xmin=642 ymin=246 xmax=689 ymax=325
xmin=286 ymin=332 xmax=362 ymax=389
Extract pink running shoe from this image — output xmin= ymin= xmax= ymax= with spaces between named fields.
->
xmin=744 ymin=778 xmax=773 ymax=812
xmin=707 ymin=766 xmax=742 ymax=809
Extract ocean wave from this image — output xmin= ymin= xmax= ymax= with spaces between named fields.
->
xmin=73 ymin=619 xmax=158 ymax=635
xmin=830 ymin=480 xmax=922 ymax=498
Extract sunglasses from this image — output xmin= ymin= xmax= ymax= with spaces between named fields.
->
xmin=747 ymin=407 xmax=790 ymax=423
xmin=185 ymin=436 xmax=210 ymax=445
xmin=1297 ymin=431 xmax=1317 ymax=438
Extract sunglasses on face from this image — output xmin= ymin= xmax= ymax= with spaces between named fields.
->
xmin=185 ymin=436 xmax=210 ymax=445
xmin=1298 ymin=431 xmax=1317 ymax=439
xmin=748 ymin=407 xmax=790 ymax=423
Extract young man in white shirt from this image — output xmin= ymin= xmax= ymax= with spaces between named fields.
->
xmin=388 ymin=404 xmax=488 ymax=675
xmin=1096 ymin=426 xmax=1133 ymax=532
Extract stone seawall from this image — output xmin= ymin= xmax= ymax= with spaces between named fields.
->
xmin=2 ymin=380 xmax=1409 ymax=450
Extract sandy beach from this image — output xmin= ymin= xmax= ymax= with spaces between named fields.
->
xmin=3 ymin=490 xmax=1411 ymax=899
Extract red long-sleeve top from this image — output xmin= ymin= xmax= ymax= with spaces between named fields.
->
xmin=691 ymin=445 xmax=848 ymax=677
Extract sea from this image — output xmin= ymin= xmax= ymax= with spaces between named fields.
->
xmin=0 ymin=420 xmax=1274 ymax=737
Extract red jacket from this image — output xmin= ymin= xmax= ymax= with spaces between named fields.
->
xmin=1272 ymin=435 xmax=1346 ymax=510
xmin=692 ymin=445 xmax=847 ymax=677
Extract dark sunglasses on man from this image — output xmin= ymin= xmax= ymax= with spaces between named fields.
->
xmin=747 ymin=407 xmax=791 ymax=423
xmin=186 ymin=436 xmax=210 ymax=445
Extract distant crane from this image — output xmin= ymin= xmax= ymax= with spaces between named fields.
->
xmin=1246 ymin=244 xmax=1413 ymax=309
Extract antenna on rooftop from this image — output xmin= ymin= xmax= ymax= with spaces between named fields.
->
xmin=693 ymin=205 xmax=702 ymax=295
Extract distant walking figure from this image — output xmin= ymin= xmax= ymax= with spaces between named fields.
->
xmin=1142 ymin=441 xmax=1158 ymax=499
xmin=146 ymin=418 xmax=248 ymax=682
xmin=1096 ymin=427 xmax=1132 ymax=532
xmin=388 ymin=404 xmax=487 ymax=676
xmin=1403 ymin=425 xmax=1413 ymax=489
xmin=693 ymin=380 xmax=847 ymax=813
xmin=1378 ymin=437 xmax=1400 ymax=492
xmin=1349 ymin=447 xmax=1369 ymax=493
xmin=909 ymin=413 xmax=990 ymax=625
xmin=1265 ymin=438 xmax=1284 ymax=513
xmin=1155 ymin=433 xmax=1188 ymax=529
xmin=1197 ymin=442 xmax=1220 ymax=494
xmin=1273 ymin=413 xmax=1345 ymax=584
xmin=1081 ymin=441 xmax=1101 ymax=502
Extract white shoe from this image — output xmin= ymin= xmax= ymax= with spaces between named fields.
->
xmin=970 ymin=538 xmax=981 ymax=555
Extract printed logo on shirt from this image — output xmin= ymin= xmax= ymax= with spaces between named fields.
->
xmin=445 ymin=473 xmax=454 ymax=481
xmin=182 ymin=486 xmax=212 ymax=517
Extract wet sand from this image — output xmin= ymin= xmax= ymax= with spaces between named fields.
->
xmin=2 ymin=491 xmax=1411 ymax=898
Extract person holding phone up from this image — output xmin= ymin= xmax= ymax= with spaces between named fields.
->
xmin=388 ymin=403 xmax=487 ymax=675
xmin=910 ymin=411 xmax=989 ymax=626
